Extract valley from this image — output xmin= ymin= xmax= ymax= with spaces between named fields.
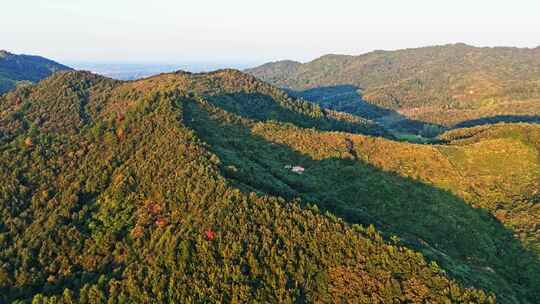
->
xmin=247 ymin=44 xmax=540 ymax=137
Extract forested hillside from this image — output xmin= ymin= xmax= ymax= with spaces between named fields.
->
xmin=0 ymin=50 xmax=71 ymax=95
xmin=0 ymin=69 xmax=538 ymax=303
xmin=246 ymin=44 xmax=540 ymax=134
xmin=187 ymin=99 xmax=540 ymax=303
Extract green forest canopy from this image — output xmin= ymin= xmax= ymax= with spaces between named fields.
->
xmin=0 ymin=70 xmax=539 ymax=303
xmin=246 ymin=44 xmax=540 ymax=133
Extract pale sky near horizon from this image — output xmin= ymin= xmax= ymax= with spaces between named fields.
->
xmin=2 ymin=0 xmax=540 ymax=65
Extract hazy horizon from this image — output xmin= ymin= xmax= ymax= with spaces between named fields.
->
xmin=3 ymin=0 xmax=540 ymax=64
xmin=67 ymin=61 xmax=259 ymax=80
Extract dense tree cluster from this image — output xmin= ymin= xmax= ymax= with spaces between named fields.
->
xmin=0 ymin=70 xmax=537 ymax=303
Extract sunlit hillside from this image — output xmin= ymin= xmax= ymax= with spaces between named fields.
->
xmin=0 ymin=70 xmax=506 ymax=303
xmin=247 ymin=44 xmax=540 ymax=134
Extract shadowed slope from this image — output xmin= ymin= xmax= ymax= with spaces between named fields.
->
xmin=0 ymin=50 xmax=72 ymax=95
xmin=185 ymin=98 xmax=540 ymax=303
xmin=0 ymin=70 xmax=495 ymax=303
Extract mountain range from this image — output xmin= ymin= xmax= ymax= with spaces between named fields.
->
xmin=0 ymin=46 xmax=539 ymax=303
xmin=247 ymin=43 xmax=540 ymax=137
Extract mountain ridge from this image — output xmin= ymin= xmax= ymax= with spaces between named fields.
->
xmin=0 ymin=69 xmax=500 ymax=303
xmin=1 ymin=69 xmax=539 ymax=302
xmin=0 ymin=50 xmax=72 ymax=95
xmin=246 ymin=44 xmax=540 ymax=134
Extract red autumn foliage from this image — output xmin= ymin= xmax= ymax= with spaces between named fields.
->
xmin=155 ymin=217 xmax=168 ymax=227
xmin=204 ymin=229 xmax=215 ymax=241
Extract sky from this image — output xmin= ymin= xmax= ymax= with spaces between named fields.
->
xmin=2 ymin=0 xmax=540 ymax=65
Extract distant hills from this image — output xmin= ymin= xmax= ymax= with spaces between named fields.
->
xmin=1 ymin=68 xmax=539 ymax=303
xmin=0 ymin=50 xmax=71 ymax=95
xmin=247 ymin=43 xmax=540 ymax=135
